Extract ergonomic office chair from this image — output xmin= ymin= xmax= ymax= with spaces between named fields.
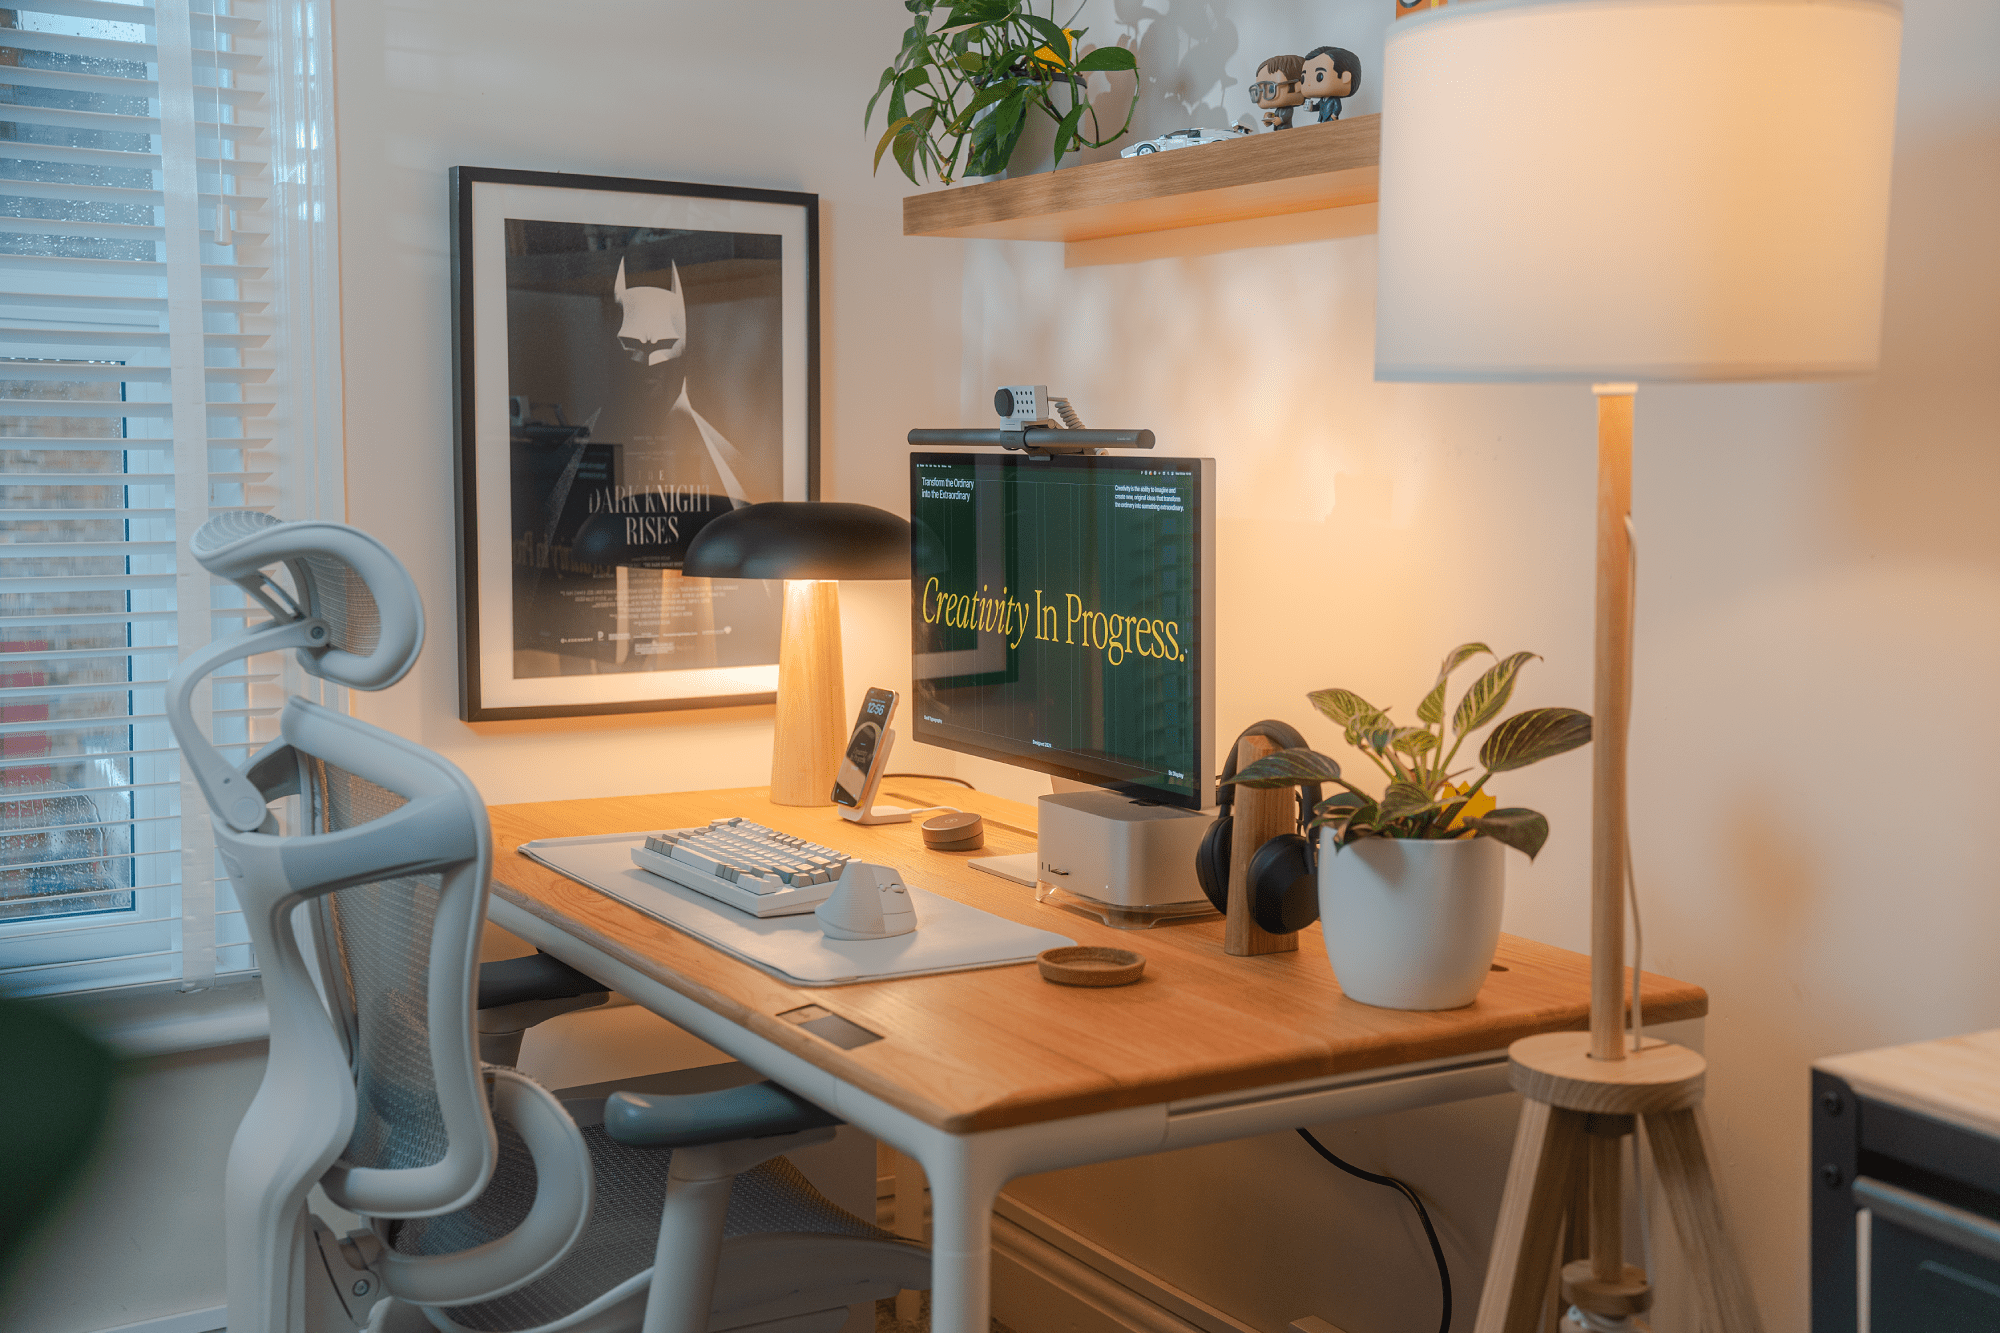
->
xmin=166 ymin=512 xmax=927 ymax=1333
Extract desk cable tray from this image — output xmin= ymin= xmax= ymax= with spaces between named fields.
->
xmin=517 ymin=831 xmax=1075 ymax=987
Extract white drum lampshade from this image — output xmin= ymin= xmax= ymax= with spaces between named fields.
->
xmin=1376 ymin=0 xmax=1904 ymax=383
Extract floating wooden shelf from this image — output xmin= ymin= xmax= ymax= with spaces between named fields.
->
xmin=902 ymin=114 xmax=1379 ymax=244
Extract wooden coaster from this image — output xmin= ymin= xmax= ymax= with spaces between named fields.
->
xmin=1037 ymin=946 xmax=1145 ymax=987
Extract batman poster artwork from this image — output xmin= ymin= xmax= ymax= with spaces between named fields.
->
xmin=503 ymin=221 xmax=784 ymax=679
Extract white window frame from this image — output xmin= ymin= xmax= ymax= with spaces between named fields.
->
xmin=0 ymin=0 xmax=341 ymax=1019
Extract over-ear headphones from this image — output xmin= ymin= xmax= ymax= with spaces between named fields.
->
xmin=1195 ymin=720 xmax=1323 ymax=934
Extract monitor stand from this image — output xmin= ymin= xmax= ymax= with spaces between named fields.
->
xmin=968 ymin=852 xmax=1037 ymax=886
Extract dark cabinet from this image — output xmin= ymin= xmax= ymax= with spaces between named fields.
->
xmin=1812 ymin=1068 xmax=2000 ymax=1332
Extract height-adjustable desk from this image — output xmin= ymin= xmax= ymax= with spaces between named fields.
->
xmin=485 ymin=779 xmax=1707 ymax=1333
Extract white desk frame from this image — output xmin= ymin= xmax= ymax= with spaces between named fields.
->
xmin=493 ymin=896 xmax=1695 ymax=1332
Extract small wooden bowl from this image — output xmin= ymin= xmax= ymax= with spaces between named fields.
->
xmin=1037 ymin=946 xmax=1145 ymax=987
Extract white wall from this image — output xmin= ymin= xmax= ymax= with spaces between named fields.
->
xmin=951 ymin=2 xmax=2000 ymax=1331
xmin=335 ymin=0 xmax=970 ymax=803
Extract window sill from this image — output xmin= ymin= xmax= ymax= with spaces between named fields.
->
xmin=52 ymin=974 xmax=270 ymax=1060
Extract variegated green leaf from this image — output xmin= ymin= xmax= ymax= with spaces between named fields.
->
xmin=1479 ymin=707 xmax=1592 ymax=773
xmin=1418 ymin=642 xmax=1490 ymax=723
xmin=1390 ymin=727 xmax=1438 ymax=757
xmin=1223 ymin=747 xmax=1344 ymax=789
xmin=1436 ymin=642 xmax=1492 ymax=682
xmin=1307 ymin=792 xmax=1371 ymax=835
xmin=1452 ymin=651 xmax=1539 ymax=735
xmin=1378 ymin=782 xmax=1439 ymax=822
xmin=1463 ymin=807 xmax=1550 ymax=860
xmin=1308 ymin=687 xmax=1378 ymax=728
xmin=1355 ymin=722 xmax=1401 ymax=757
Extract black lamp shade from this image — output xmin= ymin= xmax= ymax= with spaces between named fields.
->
xmin=682 ymin=502 xmax=910 ymax=581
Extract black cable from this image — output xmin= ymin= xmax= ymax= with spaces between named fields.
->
xmin=882 ymin=773 xmax=976 ymax=790
xmin=1296 ymin=1127 xmax=1451 ymax=1333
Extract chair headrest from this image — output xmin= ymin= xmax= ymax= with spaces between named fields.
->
xmin=190 ymin=513 xmax=424 ymax=692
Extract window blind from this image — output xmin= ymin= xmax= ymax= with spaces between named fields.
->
xmin=1 ymin=0 xmax=287 ymax=997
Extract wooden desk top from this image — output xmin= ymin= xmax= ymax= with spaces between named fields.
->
xmin=1816 ymin=1029 xmax=2000 ymax=1142
xmin=488 ymin=780 xmax=1708 ymax=1134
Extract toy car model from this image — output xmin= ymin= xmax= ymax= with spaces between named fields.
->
xmin=1119 ymin=126 xmax=1251 ymax=157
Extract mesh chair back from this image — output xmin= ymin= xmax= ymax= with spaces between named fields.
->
xmin=163 ymin=516 xmax=496 ymax=1218
xmin=305 ymin=757 xmax=455 ymax=1174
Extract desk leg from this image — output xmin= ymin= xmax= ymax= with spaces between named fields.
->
xmin=923 ymin=1138 xmax=1006 ymax=1333
xmin=892 ymin=1149 xmax=928 ymax=1325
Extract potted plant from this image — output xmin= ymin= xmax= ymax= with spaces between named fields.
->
xmin=866 ymin=1 xmax=1139 ymax=186
xmin=1225 ymin=645 xmax=1592 ymax=1010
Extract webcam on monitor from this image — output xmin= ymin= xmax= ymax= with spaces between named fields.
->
xmin=994 ymin=384 xmax=1084 ymax=431
xmin=907 ymin=386 xmax=1156 ymax=455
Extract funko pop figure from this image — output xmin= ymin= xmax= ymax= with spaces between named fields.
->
xmin=1250 ymin=54 xmax=1306 ymax=131
xmin=1301 ymin=46 xmax=1362 ymax=123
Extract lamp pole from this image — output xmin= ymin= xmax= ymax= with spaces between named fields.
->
xmin=1590 ymin=384 xmax=1635 ymax=1063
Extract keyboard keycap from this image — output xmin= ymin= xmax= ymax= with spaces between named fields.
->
xmin=670 ymin=845 xmax=729 ymax=876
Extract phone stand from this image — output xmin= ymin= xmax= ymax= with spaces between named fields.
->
xmin=836 ymin=729 xmax=955 ymax=826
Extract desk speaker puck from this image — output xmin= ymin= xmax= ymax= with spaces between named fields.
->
xmin=1037 ymin=946 xmax=1145 ymax=987
xmin=921 ymin=811 xmax=984 ymax=851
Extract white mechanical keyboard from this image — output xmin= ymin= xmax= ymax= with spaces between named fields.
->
xmin=629 ymin=817 xmax=854 ymax=918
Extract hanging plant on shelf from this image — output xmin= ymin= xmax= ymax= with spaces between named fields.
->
xmin=1224 ymin=643 xmax=1593 ymax=860
xmin=866 ymin=0 xmax=1140 ymax=187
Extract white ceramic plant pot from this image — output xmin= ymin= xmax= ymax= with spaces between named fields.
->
xmin=1318 ymin=832 xmax=1506 ymax=1011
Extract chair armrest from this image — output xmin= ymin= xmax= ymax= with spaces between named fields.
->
xmin=603 ymin=1080 xmax=841 ymax=1149
xmin=476 ymin=951 xmax=607 ymax=1010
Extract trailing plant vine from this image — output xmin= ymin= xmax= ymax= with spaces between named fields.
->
xmin=866 ymin=0 xmax=1139 ymax=186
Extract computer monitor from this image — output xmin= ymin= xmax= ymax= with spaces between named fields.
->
xmin=909 ymin=452 xmax=1216 ymax=810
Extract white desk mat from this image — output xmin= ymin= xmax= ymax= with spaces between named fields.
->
xmin=517 ymin=832 xmax=1074 ymax=987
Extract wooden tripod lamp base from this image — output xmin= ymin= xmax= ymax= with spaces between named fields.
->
xmin=1476 ymin=1032 xmax=1765 ymax=1333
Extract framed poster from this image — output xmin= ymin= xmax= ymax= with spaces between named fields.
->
xmin=450 ymin=167 xmax=818 ymax=721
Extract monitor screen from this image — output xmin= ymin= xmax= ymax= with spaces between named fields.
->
xmin=909 ymin=452 xmax=1215 ymax=809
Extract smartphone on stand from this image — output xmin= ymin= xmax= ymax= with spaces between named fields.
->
xmin=832 ymin=687 xmax=898 ymax=810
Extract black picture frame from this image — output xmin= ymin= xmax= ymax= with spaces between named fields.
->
xmin=450 ymin=167 xmax=819 ymax=721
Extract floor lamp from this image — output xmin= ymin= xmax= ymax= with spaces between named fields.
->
xmin=1374 ymin=1 xmax=1902 ymax=1328
xmin=684 ymin=501 xmax=911 ymax=807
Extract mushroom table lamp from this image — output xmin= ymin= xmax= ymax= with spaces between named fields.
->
xmin=683 ymin=501 xmax=910 ymax=807
xmin=1375 ymin=1 xmax=1902 ymax=1329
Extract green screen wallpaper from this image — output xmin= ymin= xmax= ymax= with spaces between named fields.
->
xmin=910 ymin=453 xmax=1202 ymax=804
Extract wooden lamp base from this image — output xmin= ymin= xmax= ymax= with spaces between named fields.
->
xmin=1476 ymin=1032 xmax=1764 ymax=1333
xmin=769 ymin=579 xmax=844 ymax=807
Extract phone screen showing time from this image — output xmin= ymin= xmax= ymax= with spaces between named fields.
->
xmin=832 ymin=687 xmax=898 ymax=807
